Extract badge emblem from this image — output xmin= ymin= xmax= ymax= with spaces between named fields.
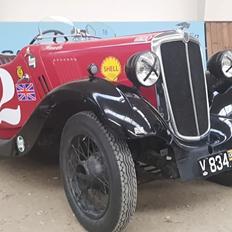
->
xmin=183 ymin=32 xmax=190 ymax=43
xmin=16 ymin=66 xmax=24 ymax=79
xmin=16 ymin=83 xmax=36 ymax=101
xmin=28 ymin=55 xmax=36 ymax=68
xmin=101 ymin=56 xmax=121 ymax=82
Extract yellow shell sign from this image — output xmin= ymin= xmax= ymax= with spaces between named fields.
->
xmin=101 ymin=56 xmax=121 ymax=81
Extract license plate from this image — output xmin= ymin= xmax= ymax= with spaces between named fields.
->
xmin=198 ymin=150 xmax=232 ymax=177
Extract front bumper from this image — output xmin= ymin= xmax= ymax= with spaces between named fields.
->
xmin=174 ymin=143 xmax=210 ymax=180
xmin=174 ymin=115 xmax=232 ymax=181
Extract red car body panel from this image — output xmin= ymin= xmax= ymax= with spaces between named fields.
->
xmin=0 ymin=32 xmax=161 ymax=139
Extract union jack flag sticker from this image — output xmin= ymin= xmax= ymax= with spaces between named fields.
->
xmin=16 ymin=83 xmax=36 ymax=101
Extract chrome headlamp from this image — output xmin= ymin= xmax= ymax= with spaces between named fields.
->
xmin=221 ymin=50 xmax=232 ymax=78
xmin=208 ymin=50 xmax=232 ymax=79
xmin=126 ymin=51 xmax=161 ymax=87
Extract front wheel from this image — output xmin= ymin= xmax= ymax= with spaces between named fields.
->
xmin=60 ymin=112 xmax=137 ymax=232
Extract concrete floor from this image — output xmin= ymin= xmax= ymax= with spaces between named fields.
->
xmin=0 ymin=153 xmax=231 ymax=232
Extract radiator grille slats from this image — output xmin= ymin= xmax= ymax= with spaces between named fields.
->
xmin=188 ymin=42 xmax=209 ymax=135
xmin=160 ymin=40 xmax=209 ymax=138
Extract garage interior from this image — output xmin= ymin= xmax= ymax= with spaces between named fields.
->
xmin=206 ymin=22 xmax=232 ymax=57
xmin=1 ymin=0 xmax=232 ymax=232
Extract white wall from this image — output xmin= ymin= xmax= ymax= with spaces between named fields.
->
xmin=0 ymin=0 xmax=205 ymax=21
xmin=1 ymin=0 xmax=232 ymax=22
xmin=205 ymin=0 xmax=232 ymax=21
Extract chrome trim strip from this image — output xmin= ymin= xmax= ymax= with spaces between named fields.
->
xmin=185 ymin=42 xmax=200 ymax=136
xmin=151 ymin=31 xmax=210 ymax=141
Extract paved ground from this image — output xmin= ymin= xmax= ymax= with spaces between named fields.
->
xmin=0 ymin=153 xmax=232 ymax=232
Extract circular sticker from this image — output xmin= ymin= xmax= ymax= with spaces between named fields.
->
xmin=101 ymin=56 xmax=121 ymax=81
xmin=16 ymin=66 xmax=24 ymax=79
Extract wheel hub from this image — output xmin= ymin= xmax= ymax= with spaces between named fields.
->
xmin=85 ymin=154 xmax=104 ymax=176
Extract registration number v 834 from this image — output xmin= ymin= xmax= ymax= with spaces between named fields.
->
xmin=198 ymin=152 xmax=232 ymax=177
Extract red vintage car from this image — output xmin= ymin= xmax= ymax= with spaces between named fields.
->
xmin=0 ymin=21 xmax=232 ymax=231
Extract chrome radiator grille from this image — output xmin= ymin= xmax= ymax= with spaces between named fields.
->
xmin=158 ymin=38 xmax=209 ymax=140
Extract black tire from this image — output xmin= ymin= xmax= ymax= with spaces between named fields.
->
xmin=209 ymin=171 xmax=232 ymax=186
xmin=60 ymin=112 xmax=137 ymax=232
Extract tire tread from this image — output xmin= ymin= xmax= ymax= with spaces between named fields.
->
xmin=74 ymin=112 xmax=137 ymax=232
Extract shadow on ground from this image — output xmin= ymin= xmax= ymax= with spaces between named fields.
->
xmin=0 ymin=150 xmax=224 ymax=211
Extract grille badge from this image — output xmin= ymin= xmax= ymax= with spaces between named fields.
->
xmin=183 ymin=32 xmax=190 ymax=43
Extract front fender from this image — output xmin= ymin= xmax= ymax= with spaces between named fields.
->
xmin=5 ymin=78 xmax=171 ymax=157
xmin=47 ymin=78 xmax=171 ymax=141
xmin=88 ymin=82 xmax=170 ymax=141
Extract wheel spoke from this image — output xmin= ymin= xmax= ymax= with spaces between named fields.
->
xmin=78 ymin=137 xmax=89 ymax=160
xmin=86 ymin=136 xmax=90 ymax=158
xmin=89 ymin=138 xmax=97 ymax=154
xmin=71 ymin=144 xmax=82 ymax=162
xmin=96 ymin=177 xmax=108 ymax=195
xmin=83 ymin=136 xmax=96 ymax=158
xmin=71 ymin=137 xmax=88 ymax=161
xmin=91 ymin=172 xmax=109 ymax=189
xmin=67 ymin=134 xmax=110 ymax=218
